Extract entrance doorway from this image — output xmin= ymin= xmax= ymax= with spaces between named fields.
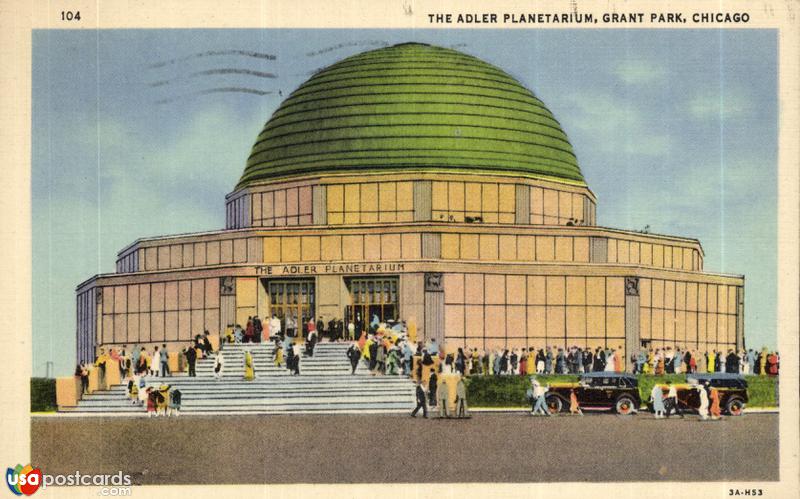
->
xmin=266 ymin=279 xmax=315 ymax=334
xmin=344 ymin=277 xmax=399 ymax=331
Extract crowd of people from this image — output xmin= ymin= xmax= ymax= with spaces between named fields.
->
xmin=224 ymin=314 xmax=371 ymax=346
xmin=73 ymin=331 xmax=218 ymax=414
xmin=648 ymin=379 xmax=724 ymax=421
xmin=74 ymin=310 xmax=779 ymax=418
xmin=631 ymin=346 xmax=780 ymax=376
xmin=126 ymin=380 xmax=182 ymax=417
xmin=338 ymin=339 xmax=780 ymax=379
xmin=76 ymin=334 xmax=780 ymax=391
xmin=410 ymin=373 xmax=470 ymax=419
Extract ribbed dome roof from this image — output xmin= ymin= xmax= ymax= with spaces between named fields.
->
xmin=238 ymin=43 xmax=584 ymax=188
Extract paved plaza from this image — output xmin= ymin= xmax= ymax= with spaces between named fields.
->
xmin=31 ymin=413 xmax=778 ymax=484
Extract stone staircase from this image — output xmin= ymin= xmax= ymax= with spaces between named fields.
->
xmin=63 ymin=342 xmax=416 ymax=414
xmin=196 ymin=342 xmax=354 ymax=377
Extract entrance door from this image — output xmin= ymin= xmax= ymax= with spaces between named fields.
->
xmin=267 ymin=280 xmax=315 ymax=333
xmin=345 ymin=277 xmax=399 ymax=331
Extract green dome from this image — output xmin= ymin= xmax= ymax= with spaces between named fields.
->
xmin=238 ymin=43 xmax=584 ymax=188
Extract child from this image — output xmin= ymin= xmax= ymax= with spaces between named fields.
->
xmin=137 ymin=378 xmax=148 ymax=406
xmin=128 ymin=375 xmax=139 ymax=405
xmin=569 ymin=389 xmax=583 ymax=416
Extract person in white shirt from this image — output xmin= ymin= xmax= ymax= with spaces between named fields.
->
xmin=605 ymin=350 xmax=616 ymax=372
xmin=530 ymin=378 xmax=550 ymax=416
xmin=650 ymin=383 xmax=665 ymax=419
xmin=665 ymin=381 xmax=681 ymax=418
xmin=269 ymin=315 xmax=282 ymax=340
xmin=695 ymin=381 xmax=709 ymax=420
xmin=291 ymin=342 xmax=302 ymax=375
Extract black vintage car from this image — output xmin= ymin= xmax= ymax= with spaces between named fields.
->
xmin=653 ymin=373 xmax=748 ymax=416
xmin=544 ymin=372 xmax=641 ymax=415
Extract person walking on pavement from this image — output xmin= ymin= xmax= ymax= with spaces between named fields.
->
xmin=650 ymin=383 xmax=665 ymax=419
xmin=455 ymin=377 xmax=469 ymax=418
xmin=696 ymin=381 xmax=710 ymax=420
xmin=530 ymin=377 xmax=551 ymax=416
xmin=664 ymin=381 xmax=682 ymax=418
xmin=709 ymin=385 xmax=723 ymax=420
xmin=428 ymin=371 xmax=438 ymax=408
xmin=410 ymin=382 xmax=428 ymax=418
xmin=569 ymin=388 xmax=583 ymax=416
xmin=437 ymin=377 xmax=450 ymax=418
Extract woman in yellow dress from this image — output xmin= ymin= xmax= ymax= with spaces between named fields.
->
xmin=526 ymin=349 xmax=536 ymax=375
xmin=243 ymin=350 xmax=255 ymax=381
xmin=643 ymin=350 xmax=653 ymax=374
xmin=157 ymin=384 xmax=170 ymax=415
xmin=363 ymin=337 xmax=373 ymax=363
xmin=759 ymin=347 xmax=768 ymax=376
xmin=274 ymin=344 xmax=284 ymax=368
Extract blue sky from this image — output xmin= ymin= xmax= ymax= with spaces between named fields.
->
xmin=31 ymin=29 xmax=777 ymax=376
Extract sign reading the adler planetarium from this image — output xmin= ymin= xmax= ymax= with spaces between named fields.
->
xmin=254 ymin=263 xmax=406 ymax=276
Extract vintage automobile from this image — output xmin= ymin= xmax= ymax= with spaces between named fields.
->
xmin=650 ymin=373 xmax=748 ymax=416
xmin=544 ymin=372 xmax=641 ymax=415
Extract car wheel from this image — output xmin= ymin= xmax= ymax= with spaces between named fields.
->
xmin=546 ymin=395 xmax=563 ymax=414
xmin=726 ymin=397 xmax=745 ymax=416
xmin=615 ymin=396 xmax=635 ymax=415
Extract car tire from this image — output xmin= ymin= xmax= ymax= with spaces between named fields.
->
xmin=726 ymin=397 xmax=745 ymax=416
xmin=545 ymin=395 xmax=563 ymax=414
xmin=615 ymin=395 xmax=636 ymax=415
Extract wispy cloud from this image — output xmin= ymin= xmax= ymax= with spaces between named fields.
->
xmin=687 ymin=90 xmax=751 ymax=120
xmin=612 ymin=59 xmax=666 ymax=85
xmin=559 ymin=92 xmax=672 ymax=157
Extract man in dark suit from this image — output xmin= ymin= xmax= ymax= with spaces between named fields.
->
xmin=253 ymin=317 xmax=263 ymax=343
xmin=411 ymin=382 xmax=428 ymax=418
xmin=726 ymin=350 xmax=740 ymax=373
xmin=183 ymin=343 xmax=197 ymax=377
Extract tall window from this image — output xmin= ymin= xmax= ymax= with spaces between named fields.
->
xmin=346 ymin=277 xmax=399 ymax=327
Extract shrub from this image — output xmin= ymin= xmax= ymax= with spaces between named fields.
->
xmin=30 ymin=378 xmax=57 ymax=412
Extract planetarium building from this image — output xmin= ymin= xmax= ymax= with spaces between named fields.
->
xmin=75 ymin=43 xmax=744 ymax=366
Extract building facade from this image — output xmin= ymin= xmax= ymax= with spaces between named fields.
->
xmin=75 ymin=43 xmax=744 ymax=365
